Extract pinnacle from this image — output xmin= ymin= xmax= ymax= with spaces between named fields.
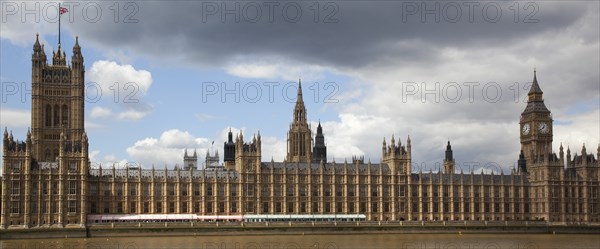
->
xmin=528 ymin=69 xmax=543 ymax=94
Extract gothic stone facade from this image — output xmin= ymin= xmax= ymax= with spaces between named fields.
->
xmin=1 ymin=35 xmax=88 ymax=228
xmin=1 ymin=35 xmax=599 ymax=229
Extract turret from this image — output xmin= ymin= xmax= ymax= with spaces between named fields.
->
xmin=204 ymin=148 xmax=221 ymax=170
xmin=71 ymin=36 xmax=83 ymax=75
xmin=559 ymin=143 xmax=564 ymax=167
xmin=234 ymin=130 xmax=261 ymax=172
xmin=41 ymin=44 xmax=47 ymax=62
xmin=312 ymin=121 xmax=327 ymax=163
xmin=32 ymin=34 xmax=45 ymax=82
xmin=183 ymin=148 xmax=198 ymax=170
xmin=518 ymin=150 xmax=527 ymax=174
xmin=581 ymin=144 xmax=587 ymax=167
xmin=407 ymin=135 xmax=412 ymax=156
xmin=82 ymin=132 xmax=88 ymax=154
xmin=352 ymin=155 xmax=364 ymax=164
xmin=443 ymin=141 xmax=455 ymax=174
xmin=52 ymin=44 xmax=67 ymax=66
xmin=72 ymin=36 xmax=82 ymax=58
xmin=567 ymin=147 xmax=572 ymax=168
xmin=444 ymin=141 xmax=453 ymax=161
xmin=26 ymin=128 xmax=32 ymax=146
xmin=381 ymin=137 xmax=386 ymax=158
xmin=32 ymin=33 xmax=42 ymax=57
xmin=224 ymin=128 xmax=236 ymax=170
xmin=3 ymin=127 xmax=8 ymax=153
xmin=382 ymin=134 xmax=411 ymax=175
xmin=256 ymin=130 xmax=261 ymax=154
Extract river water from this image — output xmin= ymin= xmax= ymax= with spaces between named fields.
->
xmin=1 ymin=234 xmax=599 ymax=249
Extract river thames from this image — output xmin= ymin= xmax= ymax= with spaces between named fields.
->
xmin=1 ymin=233 xmax=599 ymax=249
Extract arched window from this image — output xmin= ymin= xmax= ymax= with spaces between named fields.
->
xmin=45 ymin=105 xmax=51 ymax=127
xmin=53 ymin=105 xmax=59 ymax=127
xmin=62 ymin=105 xmax=69 ymax=127
xmin=53 ymin=149 xmax=59 ymax=162
xmin=45 ymin=149 xmax=51 ymax=162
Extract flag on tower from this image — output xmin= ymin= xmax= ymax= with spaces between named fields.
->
xmin=58 ymin=4 xmax=68 ymax=45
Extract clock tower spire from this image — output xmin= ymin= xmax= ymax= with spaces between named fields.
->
xmin=519 ymin=69 xmax=553 ymax=164
xmin=286 ymin=78 xmax=313 ymax=163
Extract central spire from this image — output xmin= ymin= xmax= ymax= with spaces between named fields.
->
xmin=296 ymin=78 xmax=304 ymax=104
xmin=287 ymin=78 xmax=313 ymax=163
xmin=293 ymin=78 xmax=306 ymax=123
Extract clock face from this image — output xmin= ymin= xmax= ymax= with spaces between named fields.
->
xmin=522 ymin=123 xmax=530 ymax=135
xmin=538 ymin=122 xmax=549 ymax=134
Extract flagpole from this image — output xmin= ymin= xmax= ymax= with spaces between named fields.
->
xmin=58 ymin=3 xmax=61 ymax=45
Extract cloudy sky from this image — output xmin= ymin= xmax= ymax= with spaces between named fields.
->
xmin=1 ymin=1 xmax=598 ymax=173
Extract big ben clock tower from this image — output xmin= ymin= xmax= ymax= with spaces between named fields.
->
xmin=520 ymin=70 xmax=553 ymax=164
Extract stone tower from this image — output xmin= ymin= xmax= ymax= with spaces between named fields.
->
xmin=234 ymin=131 xmax=261 ymax=172
xmin=205 ymin=149 xmax=220 ymax=169
xmin=443 ymin=141 xmax=455 ymax=174
xmin=183 ymin=149 xmax=198 ymax=170
xmin=519 ymin=70 xmax=563 ymax=222
xmin=312 ymin=121 xmax=327 ymax=163
xmin=223 ymin=128 xmax=236 ymax=170
xmin=1 ymin=34 xmax=89 ymax=228
xmin=382 ymin=135 xmax=412 ymax=175
xmin=520 ymin=70 xmax=553 ymax=164
xmin=286 ymin=79 xmax=313 ymax=163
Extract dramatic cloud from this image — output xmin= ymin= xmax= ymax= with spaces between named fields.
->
xmin=2 ymin=1 xmax=597 ymax=172
xmin=87 ymin=60 xmax=154 ymax=121
xmin=87 ymin=60 xmax=152 ymax=97
xmin=63 ymin=1 xmax=594 ymax=69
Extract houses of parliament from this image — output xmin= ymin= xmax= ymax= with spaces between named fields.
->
xmin=1 ymin=35 xmax=599 ymax=229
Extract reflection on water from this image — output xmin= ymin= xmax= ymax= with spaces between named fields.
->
xmin=1 ymin=234 xmax=599 ymax=249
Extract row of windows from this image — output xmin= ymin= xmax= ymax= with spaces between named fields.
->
xmin=5 ymin=161 xmax=77 ymax=173
xmin=10 ymin=181 xmax=80 ymax=196
xmin=43 ymin=89 xmax=69 ymax=97
xmin=251 ymin=175 xmax=395 ymax=183
xmin=90 ymin=183 xmax=239 ymax=197
xmin=14 ymin=181 xmax=598 ymax=201
xmin=87 ymin=183 xmax=537 ymax=199
xmin=9 ymin=201 xmax=78 ymax=214
xmin=8 ymin=200 xmax=540 ymax=216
